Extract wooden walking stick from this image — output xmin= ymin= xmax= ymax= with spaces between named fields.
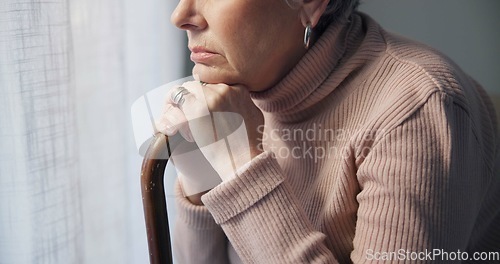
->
xmin=141 ymin=133 xmax=174 ymax=264
xmin=139 ymin=113 xmax=236 ymax=263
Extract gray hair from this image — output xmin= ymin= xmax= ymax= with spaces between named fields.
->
xmin=287 ymin=0 xmax=360 ymax=33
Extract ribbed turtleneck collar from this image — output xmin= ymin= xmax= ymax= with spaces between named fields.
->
xmin=250 ymin=13 xmax=372 ymax=121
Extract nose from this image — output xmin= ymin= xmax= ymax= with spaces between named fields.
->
xmin=170 ymin=0 xmax=207 ymax=31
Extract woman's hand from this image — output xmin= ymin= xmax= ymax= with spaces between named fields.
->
xmin=157 ymin=81 xmax=264 ymax=202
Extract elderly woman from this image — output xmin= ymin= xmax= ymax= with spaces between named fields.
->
xmin=158 ymin=0 xmax=500 ymax=263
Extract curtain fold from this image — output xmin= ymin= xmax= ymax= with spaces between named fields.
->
xmin=0 ymin=0 xmax=185 ymax=262
xmin=0 ymin=0 xmax=83 ymax=263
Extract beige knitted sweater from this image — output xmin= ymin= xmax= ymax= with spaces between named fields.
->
xmin=173 ymin=13 xmax=500 ymax=263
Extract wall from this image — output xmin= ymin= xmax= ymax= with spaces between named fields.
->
xmin=359 ymin=0 xmax=500 ymax=121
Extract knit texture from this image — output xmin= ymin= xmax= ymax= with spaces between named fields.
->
xmin=173 ymin=12 xmax=500 ymax=263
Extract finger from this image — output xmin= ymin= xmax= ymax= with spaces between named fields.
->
xmin=165 ymin=85 xmax=186 ymax=106
xmin=159 ymin=83 xmax=201 ymax=142
xmin=156 ymin=103 xmax=188 ymax=136
xmin=180 ymin=81 xmax=210 ymax=119
xmin=178 ymin=122 xmax=194 ymax=142
xmin=177 ymin=81 xmax=218 ymax=144
xmin=196 ymin=82 xmax=247 ymax=112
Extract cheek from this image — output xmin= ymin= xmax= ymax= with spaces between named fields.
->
xmin=200 ymin=1 xmax=301 ymax=87
xmin=222 ymin=21 xmax=277 ymax=73
xmin=215 ymin=3 xmax=275 ymax=69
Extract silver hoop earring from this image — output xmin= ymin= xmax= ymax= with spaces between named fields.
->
xmin=303 ymin=23 xmax=312 ymax=49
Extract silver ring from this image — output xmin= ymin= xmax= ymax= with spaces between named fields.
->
xmin=170 ymin=86 xmax=189 ymax=106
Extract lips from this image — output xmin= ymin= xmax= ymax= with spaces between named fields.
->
xmin=189 ymin=46 xmax=218 ymax=63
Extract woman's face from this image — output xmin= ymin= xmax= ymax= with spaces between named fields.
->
xmin=171 ymin=0 xmax=306 ymax=92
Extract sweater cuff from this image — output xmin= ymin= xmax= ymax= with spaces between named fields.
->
xmin=201 ymin=151 xmax=284 ymax=224
xmin=174 ymin=180 xmax=219 ymax=230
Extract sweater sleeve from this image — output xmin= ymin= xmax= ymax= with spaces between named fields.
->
xmin=352 ymin=92 xmax=492 ymax=262
xmin=173 ymin=181 xmax=230 ymax=264
xmin=201 ymin=151 xmax=339 ymax=264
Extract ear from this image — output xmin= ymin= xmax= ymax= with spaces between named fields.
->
xmin=298 ymin=0 xmax=329 ymax=28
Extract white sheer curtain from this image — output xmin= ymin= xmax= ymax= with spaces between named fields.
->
xmin=0 ymin=0 xmax=185 ymax=263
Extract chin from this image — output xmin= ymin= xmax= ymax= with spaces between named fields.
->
xmin=192 ymin=64 xmax=240 ymax=86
